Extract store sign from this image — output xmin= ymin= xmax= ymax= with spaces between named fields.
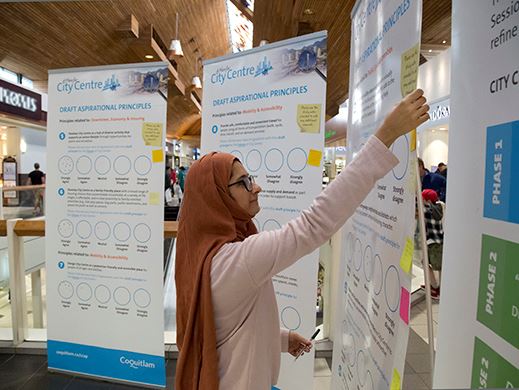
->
xmin=428 ymin=98 xmax=450 ymax=123
xmin=0 ymin=79 xmax=42 ymax=121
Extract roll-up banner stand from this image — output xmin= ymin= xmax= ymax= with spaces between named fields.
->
xmin=331 ymin=1 xmax=422 ymax=389
xmin=46 ymin=62 xmax=167 ymax=388
xmin=433 ymin=1 xmax=519 ymax=388
xmin=201 ymin=31 xmax=327 ymax=390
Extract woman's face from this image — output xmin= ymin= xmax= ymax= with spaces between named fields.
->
xmin=228 ymin=161 xmax=262 ymax=217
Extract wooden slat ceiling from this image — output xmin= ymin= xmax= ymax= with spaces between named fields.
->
xmin=253 ymin=0 xmax=452 ymax=117
xmin=0 ymin=0 xmax=231 ymax=142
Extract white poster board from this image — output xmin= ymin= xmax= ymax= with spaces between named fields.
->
xmin=331 ymin=1 xmax=422 ymax=389
xmin=201 ymin=31 xmax=327 ymax=390
xmin=433 ymin=1 xmax=519 ymax=388
xmin=46 ymin=62 xmax=167 ymax=387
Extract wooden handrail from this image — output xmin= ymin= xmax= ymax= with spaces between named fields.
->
xmin=2 ymin=184 xmax=46 ymax=192
xmin=0 ymin=219 xmax=178 ymax=238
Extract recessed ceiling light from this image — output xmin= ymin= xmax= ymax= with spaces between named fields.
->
xmin=428 ymin=49 xmax=432 ymax=53
xmin=145 ymin=55 xmax=154 ymax=59
xmin=303 ymin=8 xmax=315 ymax=15
xmin=439 ymin=127 xmax=446 ymax=130
xmin=442 ymin=40 xmax=447 ymax=44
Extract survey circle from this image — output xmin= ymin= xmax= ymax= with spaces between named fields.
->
xmin=363 ymin=245 xmax=374 ymax=282
xmin=356 ymin=350 xmax=367 ymax=386
xmin=133 ymin=223 xmax=151 ymax=243
xmin=114 ymin=155 xmax=131 ymax=175
xmin=262 ymin=219 xmax=281 ymax=231
xmin=372 ymin=254 xmax=383 ymax=296
xmin=76 ymin=220 xmax=92 ymax=240
xmin=245 ymin=149 xmax=262 ymax=172
xmin=353 ymin=238 xmax=362 ymax=271
xmin=134 ymin=155 xmax=152 ymax=176
xmin=94 ymin=155 xmax=111 ymax=175
xmin=94 ymin=221 xmax=111 ymax=241
xmin=113 ymin=287 xmax=131 ymax=306
xmin=76 ymin=155 xmax=92 ymax=175
xmin=57 ymin=219 xmax=74 ymax=238
xmin=391 ymin=134 xmax=409 ymax=180
xmin=94 ymin=284 xmax=111 ymax=304
xmin=230 ymin=150 xmax=244 ymax=162
xmin=281 ymin=306 xmax=301 ymax=330
xmin=113 ymin=222 xmax=131 ymax=242
xmin=384 ymin=265 xmax=401 ymax=312
xmin=58 ymin=155 xmax=74 ymax=175
xmin=58 ymin=280 xmax=74 ymax=299
xmin=76 ymin=282 xmax=93 ymax=301
xmin=264 ymin=148 xmax=284 ymax=172
xmin=287 ymin=148 xmax=307 ymax=172
xmin=134 ymin=288 xmax=151 ymax=308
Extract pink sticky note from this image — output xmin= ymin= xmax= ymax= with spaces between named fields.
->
xmin=399 ymin=287 xmax=410 ymax=324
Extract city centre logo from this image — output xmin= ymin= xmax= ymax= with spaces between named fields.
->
xmin=255 ymin=56 xmax=273 ymax=77
xmin=120 ymin=356 xmax=156 ymax=370
xmin=102 ymin=74 xmax=121 ymax=91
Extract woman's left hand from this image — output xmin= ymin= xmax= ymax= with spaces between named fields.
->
xmin=288 ymin=331 xmax=312 ymax=357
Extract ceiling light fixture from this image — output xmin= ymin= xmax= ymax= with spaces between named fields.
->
xmin=428 ymin=49 xmax=432 ymax=53
xmin=259 ymin=39 xmax=269 ymax=46
xmin=191 ymin=57 xmax=202 ymax=89
xmin=168 ymin=13 xmax=184 ymax=59
xmin=303 ymin=9 xmax=315 ymax=15
xmin=145 ymin=55 xmax=154 ymax=59
xmin=442 ymin=40 xmax=447 ymax=44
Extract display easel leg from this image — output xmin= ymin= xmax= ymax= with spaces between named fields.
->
xmin=415 ymin=161 xmax=435 ymax=374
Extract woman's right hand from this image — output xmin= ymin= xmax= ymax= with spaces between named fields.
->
xmin=375 ymin=89 xmax=430 ymax=148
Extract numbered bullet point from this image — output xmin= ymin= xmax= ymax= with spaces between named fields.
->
xmin=58 ymin=188 xmax=65 ymax=196
xmin=59 ymin=132 xmax=66 ymax=140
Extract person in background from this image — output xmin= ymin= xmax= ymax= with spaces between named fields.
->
xmin=165 ymin=164 xmax=172 ymax=191
xmin=421 ymin=189 xmax=444 ymax=300
xmin=436 ymin=162 xmax=447 ymax=178
xmin=178 ymin=166 xmax=186 ymax=192
xmin=27 ymin=163 xmax=45 ymax=215
xmin=170 ymin=165 xmax=177 ymax=185
xmin=418 ymin=157 xmax=446 ymax=202
xmin=175 ymin=89 xmax=430 ymax=390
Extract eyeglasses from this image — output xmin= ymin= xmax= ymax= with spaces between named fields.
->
xmin=228 ymin=175 xmax=255 ymax=192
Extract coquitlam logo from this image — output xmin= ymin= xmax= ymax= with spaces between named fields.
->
xmin=120 ymin=356 xmax=156 ymax=370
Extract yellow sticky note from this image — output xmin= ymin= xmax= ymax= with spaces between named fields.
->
xmin=390 ymin=368 xmax=401 ymax=390
xmin=297 ymin=104 xmax=321 ymax=133
xmin=400 ymin=43 xmax=420 ymax=97
xmin=399 ymin=237 xmax=414 ymax=273
xmin=148 ymin=192 xmax=160 ymax=205
xmin=142 ymin=122 xmax=163 ymax=146
xmin=152 ymin=149 xmax=164 ymax=163
xmin=307 ymin=149 xmax=322 ymax=167
xmin=409 ymin=129 xmax=416 ymax=152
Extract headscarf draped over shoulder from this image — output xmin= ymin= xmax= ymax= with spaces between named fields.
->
xmin=175 ymin=152 xmax=257 ymax=389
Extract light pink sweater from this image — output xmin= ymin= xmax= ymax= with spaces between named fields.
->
xmin=210 ymin=136 xmax=398 ymax=390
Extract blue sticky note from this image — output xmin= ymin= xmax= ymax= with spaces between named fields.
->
xmin=483 ymin=120 xmax=519 ymax=224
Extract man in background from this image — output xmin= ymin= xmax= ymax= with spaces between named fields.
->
xmin=27 ymin=163 xmax=45 ymax=215
xmin=418 ymin=158 xmax=446 ymax=202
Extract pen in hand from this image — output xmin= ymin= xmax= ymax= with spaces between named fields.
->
xmin=294 ymin=329 xmax=320 ymax=361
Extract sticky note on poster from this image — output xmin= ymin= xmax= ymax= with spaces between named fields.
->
xmin=297 ymin=104 xmax=321 ymax=133
xmin=400 ymin=287 xmax=410 ymax=325
xmin=152 ymin=149 xmax=164 ymax=163
xmin=149 ymin=192 xmax=160 ymax=205
xmin=308 ymin=149 xmax=322 ymax=167
xmin=400 ymin=43 xmax=420 ymax=97
xmin=142 ymin=122 xmax=163 ymax=146
xmin=390 ymin=369 xmax=401 ymax=390
xmin=409 ymin=129 xmax=417 ymax=151
xmin=399 ymin=236 xmax=414 ymax=273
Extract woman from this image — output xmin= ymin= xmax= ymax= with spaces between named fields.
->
xmin=175 ymin=89 xmax=430 ymax=390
